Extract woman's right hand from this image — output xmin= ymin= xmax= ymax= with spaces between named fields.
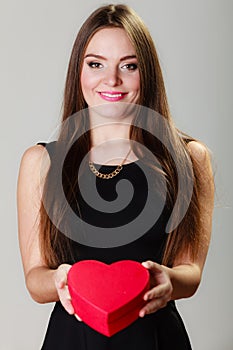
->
xmin=54 ymin=264 xmax=82 ymax=321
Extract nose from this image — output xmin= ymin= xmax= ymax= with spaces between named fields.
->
xmin=103 ymin=67 xmax=122 ymax=87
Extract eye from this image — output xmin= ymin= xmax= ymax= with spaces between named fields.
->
xmin=87 ymin=61 xmax=103 ymax=69
xmin=121 ymin=63 xmax=138 ymax=71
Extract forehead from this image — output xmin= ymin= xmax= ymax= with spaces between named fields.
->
xmin=85 ymin=27 xmax=136 ymax=55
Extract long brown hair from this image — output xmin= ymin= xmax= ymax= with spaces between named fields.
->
xmin=40 ymin=4 xmax=203 ymax=268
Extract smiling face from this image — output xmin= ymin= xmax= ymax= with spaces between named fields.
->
xmin=81 ymin=27 xmax=140 ymax=115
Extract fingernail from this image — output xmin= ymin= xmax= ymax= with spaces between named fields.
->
xmin=139 ymin=310 xmax=145 ymax=317
xmin=142 ymin=261 xmax=150 ymax=269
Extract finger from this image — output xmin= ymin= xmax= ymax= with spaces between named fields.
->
xmin=146 ymin=299 xmax=168 ymax=314
xmin=55 ymin=265 xmax=71 ymax=289
xmin=141 ymin=260 xmax=154 ymax=269
xmin=57 ymin=279 xmax=66 ymax=289
xmin=55 ymin=272 xmax=66 ymax=289
xmin=58 ymin=285 xmax=72 ymax=303
xmin=75 ymin=314 xmax=83 ymax=322
xmin=61 ymin=298 xmax=74 ymax=315
xmin=144 ymin=283 xmax=170 ymax=300
xmin=139 ymin=296 xmax=168 ymax=316
xmin=142 ymin=260 xmax=162 ymax=273
xmin=57 ymin=285 xmax=74 ymax=315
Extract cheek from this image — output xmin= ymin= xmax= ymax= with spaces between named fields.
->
xmin=135 ymin=73 xmax=140 ymax=90
xmin=80 ymin=71 xmax=90 ymax=94
xmin=81 ymin=69 xmax=100 ymax=94
xmin=126 ymin=73 xmax=140 ymax=91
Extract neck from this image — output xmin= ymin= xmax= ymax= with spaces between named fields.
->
xmin=88 ymin=102 xmax=136 ymax=146
xmin=87 ymin=104 xmax=137 ymax=164
xmin=90 ymin=122 xmax=131 ymax=146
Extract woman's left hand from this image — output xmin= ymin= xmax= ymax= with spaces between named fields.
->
xmin=139 ymin=260 xmax=173 ymax=317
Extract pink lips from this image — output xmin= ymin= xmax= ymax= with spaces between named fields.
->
xmin=98 ymin=91 xmax=128 ymax=102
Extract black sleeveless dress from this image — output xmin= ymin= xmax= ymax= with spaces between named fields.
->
xmin=39 ymin=142 xmax=192 ymax=350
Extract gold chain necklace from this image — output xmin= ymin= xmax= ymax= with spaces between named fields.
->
xmin=89 ymin=148 xmax=132 ymax=180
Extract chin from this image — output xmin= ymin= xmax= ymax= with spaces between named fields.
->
xmin=89 ymin=102 xmax=137 ymax=121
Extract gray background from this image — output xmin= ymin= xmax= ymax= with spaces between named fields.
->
xmin=1 ymin=0 xmax=232 ymax=349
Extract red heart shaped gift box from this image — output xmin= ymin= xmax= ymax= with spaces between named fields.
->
xmin=67 ymin=260 xmax=150 ymax=337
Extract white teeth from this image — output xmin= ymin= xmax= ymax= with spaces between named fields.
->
xmin=101 ymin=92 xmax=123 ymax=98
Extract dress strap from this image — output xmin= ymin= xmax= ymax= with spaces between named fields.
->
xmin=37 ymin=142 xmax=46 ymax=147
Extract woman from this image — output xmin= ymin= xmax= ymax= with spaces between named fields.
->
xmin=17 ymin=4 xmax=214 ymax=350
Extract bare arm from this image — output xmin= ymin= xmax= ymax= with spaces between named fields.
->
xmin=140 ymin=141 xmax=214 ymax=316
xmin=17 ymin=145 xmax=75 ymax=315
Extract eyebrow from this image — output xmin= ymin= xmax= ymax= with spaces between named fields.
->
xmin=84 ymin=54 xmax=137 ymax=61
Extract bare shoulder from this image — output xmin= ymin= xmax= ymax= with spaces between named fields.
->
xmin=186 ymin=140 xmax=211 ymax=165
xmin=20 ymin=144 xmax=48 ymax=165
xmin=18 ymin=144 xmax=50 ymax=183
xmin=187 ymin=141 xmax=214 ymax=193
xmin=20 ymin=144 xmax=50 ymax=167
